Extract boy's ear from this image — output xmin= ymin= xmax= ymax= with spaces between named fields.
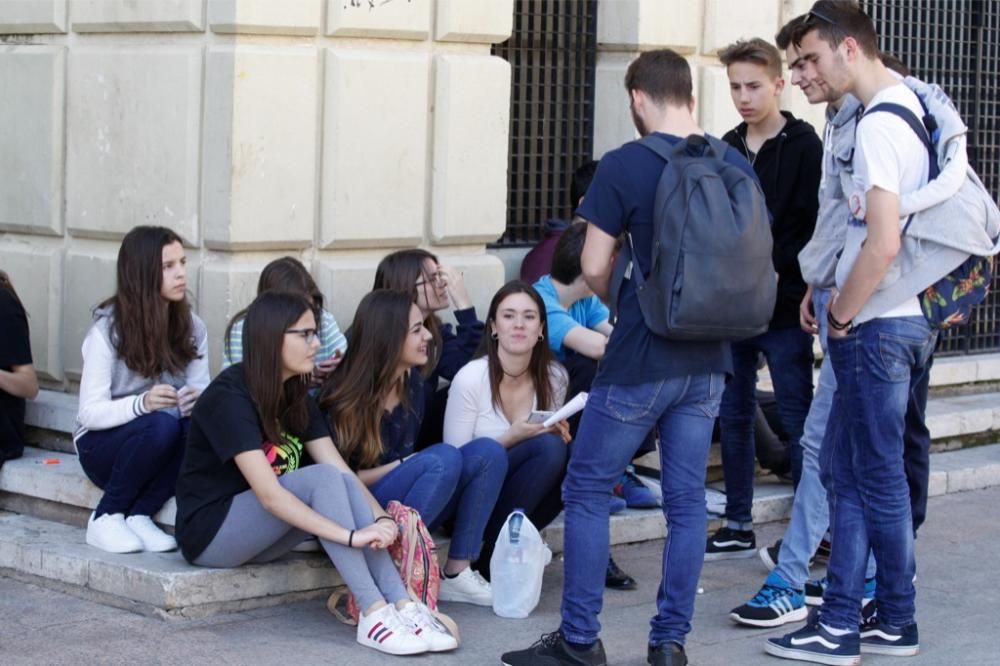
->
xmin=774 ymin=77 xmax=786 ymax=95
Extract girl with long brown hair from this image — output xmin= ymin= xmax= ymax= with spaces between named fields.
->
xmin=0 ymin=270 xmax=39 ymax=469
xmin=175 ymin=291 xmax=455 ymax=656
xmin=320 ymin=289 xmax=507 ymax=607
xmin=75 ymin=226 xmax=209 ymax=554
xmin=373 ymin=249 xmax=483 ymax=446
xmin=443 ymin=280 xmax=571 ymax=577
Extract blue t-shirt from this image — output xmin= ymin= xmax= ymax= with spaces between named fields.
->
xmin=533 ymin=275 xmax=610 ymax=361
xmin=577 ymin=133 xmax=754 ymax=386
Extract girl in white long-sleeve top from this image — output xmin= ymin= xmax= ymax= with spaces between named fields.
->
xmin=75 ymin=225 xmax=209 ymax=554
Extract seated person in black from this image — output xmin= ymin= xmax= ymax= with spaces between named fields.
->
xmin=0 ymin=271 xmax=39 ymax=468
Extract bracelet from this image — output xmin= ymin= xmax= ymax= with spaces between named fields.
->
xmin=827 ymin=309 xmax=852 ymax=331
xmin=348 ymin=529 xmax=355 ymax=548
xmin=375 ymin=515 xmax=395 ymax=524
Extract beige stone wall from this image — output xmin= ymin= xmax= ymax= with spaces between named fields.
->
xmin=1 ymin=0 xmax=822 ymax=389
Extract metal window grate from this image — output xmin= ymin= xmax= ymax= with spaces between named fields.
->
xmin=864 ymin=0 xmax=1000 ymax=355
xmin=491 ymin=0 xmax=598 ymax=246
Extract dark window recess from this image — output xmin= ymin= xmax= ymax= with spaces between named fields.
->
xmin=863 ymin=0 xmax=1000 ymax=355
xmin=491 ymin=0 xmax=598 ymax=246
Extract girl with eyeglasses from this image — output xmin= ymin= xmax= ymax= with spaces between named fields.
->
xmin=373 ymin=249 xmax=484 ymax=447
xmin=75 ymin=226 xmax=209 ymax=554
xmin=175 ymin=291 xmax=455 ymax=656
xmin=320 ymin=289 xmax=507 ymax=607
xmin=0 ymin=270 xmax=39 ymax=470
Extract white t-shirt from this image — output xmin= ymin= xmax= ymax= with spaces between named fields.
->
xmin=838 ymin=83 xmax=930 ymax=318
xmin=442 ymin=357 xmax=567 ymax=446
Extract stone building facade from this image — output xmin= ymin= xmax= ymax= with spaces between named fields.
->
xmin=1 ymin=0 xmax=820 ymax=388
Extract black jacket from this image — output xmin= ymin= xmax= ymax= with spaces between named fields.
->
xmin=724 ymin=112 xmax=822 ymax=330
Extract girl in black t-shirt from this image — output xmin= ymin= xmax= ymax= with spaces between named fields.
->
xmin=0 ymin=271 xmax=39 ymax=468
xmin=320 ymin=290 xmax=507 ymax=608
xmin=175 ymin=292 xmax=455 ymax=656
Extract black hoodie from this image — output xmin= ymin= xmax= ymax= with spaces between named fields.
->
xmin=724 ymin=111 xmax=822 ymax=330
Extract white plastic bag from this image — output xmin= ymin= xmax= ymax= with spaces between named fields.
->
xmin=490 ymin=509 xmax=552 ymax=618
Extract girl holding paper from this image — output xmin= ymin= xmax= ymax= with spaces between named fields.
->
xmin=443 ymin=280 xmax=571 ymax=578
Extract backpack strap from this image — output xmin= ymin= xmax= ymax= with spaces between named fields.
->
xmin=864 ymin=102 xmax=940 ymax=180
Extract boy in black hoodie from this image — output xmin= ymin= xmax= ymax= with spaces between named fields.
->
xmin=705 ymin=37 xmax=822 ymax=561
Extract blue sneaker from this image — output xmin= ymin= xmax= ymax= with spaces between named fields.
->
xmin=730 ymin=572 xmax=806 ymax=628
xmin=765 ymin=613 xmax=860 ymax=665
xmin=860 ymin=611 xmax=919 ymax=656
xmin=615 ymin=467 xmax=660 ymax=508
xmin=609 ymin=495 xmax=627 ymax=514
xmin=804 ymin=576 xmax=876 ymax=606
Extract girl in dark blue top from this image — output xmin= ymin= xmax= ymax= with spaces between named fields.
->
xmin=320 ymin=290 xmax=505 ymax=607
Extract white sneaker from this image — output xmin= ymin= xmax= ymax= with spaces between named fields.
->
xmin=124 ymin=515 xmax=177 ymax=552
xmin=438 ymin=567 xmax=492 ymax=606
xmin=397 ymin=601 xmax=458 ymax=652
xmin=356 ymin=603 xmax=429 ymax=655
xmin=86 ymin=512 xmax=143 ymax=553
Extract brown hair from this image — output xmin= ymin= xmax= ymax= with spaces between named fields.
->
xmin=880 ymin=52 xmax=910 ymax=77
xmin=719 ymin=38 xmax=784 ymax=79
xmin=624 ymin=49 xmax=693 ymax=107
xmin=100 ymin=226 xmax=199 ymax=378
xmin=242 ymin=291 xmax=314 ymax=445
xmin=476 ymin=281 xmax=559 ymax=414
xmin=776 ymin=15 xmax=808 ymax=50
xmin=319 ymin=290 xmax=414 ymax=469
xmin=794 ymin=1 xmax=879 ymax=59
xmin=373 ymin=249 xmax=443 ymax=377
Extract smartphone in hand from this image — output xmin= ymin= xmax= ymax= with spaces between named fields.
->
xmin=527 ymin=410 xmax=554 ymax=424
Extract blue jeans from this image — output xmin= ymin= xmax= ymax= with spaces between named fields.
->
xmin=559 ymin=374 xmax=724 ymax=647
xmin=775 ymin=290 xmax=877 ymax=588
xmin=720 ymin=326 xmax=814 ymax=526
xmin=76 ymin=411 xmax=189 ymax=517
xmin=371 ymin=439 xmax=507 ymax=561
xmin=820 ymin=316 xmax=936 ymax=630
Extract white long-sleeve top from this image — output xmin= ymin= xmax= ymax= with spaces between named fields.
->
xmin=442 ymin=357 xmax=567 ymax=446
xmin=75 ymin=307 xmax=210 ymax=441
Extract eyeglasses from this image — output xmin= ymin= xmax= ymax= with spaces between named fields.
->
xmin=286 ymin=328 xmax=318 ymax=343
xmin=415 ymin=272 xmax=445 ymax=288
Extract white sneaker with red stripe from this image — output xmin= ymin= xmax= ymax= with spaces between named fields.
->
xmin=356 ymin=603 xmax=429 ymax=655
xmin=397 ymin=601 xmax=458 ymax=652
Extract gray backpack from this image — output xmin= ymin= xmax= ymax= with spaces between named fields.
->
xmin=611 ymin=134 xmax=776 ymax=341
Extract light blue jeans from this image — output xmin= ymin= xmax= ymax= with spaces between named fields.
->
xmin=774 ymin=289 xmax=877 ymax=590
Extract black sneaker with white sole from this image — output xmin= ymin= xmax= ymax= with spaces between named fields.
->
xmin=860 ymin=615 xmax=919 ymax=656
xmin=501 ymin=631 xmax=607 ymax=666
xmin=759 ymin=539 xmax=781 ymax=571
xmin=764 ymin=615 xmax=860 ymax=666
xmin=705 ymin=527 xmax=756 ymax=561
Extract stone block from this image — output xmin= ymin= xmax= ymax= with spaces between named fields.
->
xmin=0 ymin=242 xmax=63 ymax=380
xmin=313 ymin=255 xmax=382 ymax=331
xmin=70 ymin=0 xmax=205 ymax=32
xmin=598 ymin=0 xmax=700 ymax=52
xmin=698 ymin=65 xmax=742 ymax=137
xmin=208 ymin=0 xmax=321 ymax=35
xmin=197 ymin=259 xmax=274 ymax=373
xmin=593 ymin=53 xmax=635 ymax=159
xmin=24 ymin=389 xmax=79 ymax=434
xmin=702 ymin=0 xmax=781 ymax=55
xmin=202 ymin=46 xmax=319 ymax=250
xmin=930 ymin=357 xmax=979 ymax=386
xmin=320 ymin=50 xmax=429 ymax=248
xmin=326 ymin=0 xmax=430 ymax=40
xmin=434 ymin=0 xmax=513 ymax=44
xmin=0 ymin=0 xmax=67 ymax=33
xmin=947 ymin=463 xmax=1000 ymax=494
xmin=781 ymin=0 xmax=814 ymax=23
xmin=975 ymin=354 xmax=1000 ymax=381
xmin=927 ymin=470 xmax=948 ymax=497
xmin=65 ymin=48 xmax=202 ymax=244
xmin=430 ymin=54 xmax=509 ymax=245
xmin=0 ymin=46 xmax=65 ymax=236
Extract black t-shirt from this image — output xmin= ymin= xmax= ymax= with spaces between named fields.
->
xmin=576 ymin=133 xmax=753 ymax=386
xmin=1 ymin=289 xmax=32 ymax=463
xmin=174 ymin=364 xmax=331 ymax=562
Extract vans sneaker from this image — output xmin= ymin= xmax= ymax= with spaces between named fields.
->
xmin=439 ymin=566 xmax=492 ymax=606
xmin=501 ymin=631 xmax=607 ymax=666
xmin=765 ymin=615 xmax=860 ymax=666
xmin=648 ymin=641 xmax=687 ymax=665
xmin=860 ymin=614 xmax=919 ymax=656
xmin=805 ymin=576 xmax=876 ymax=606
xmin=397 ymin=601 xmax=458 ymax=652
xmin=705 ymin=527 xmax=756 ymax=561
xmin=356 ymin=603 xmax=428 ymax=655
xmin=759 ymin=539 xmax=782 ymax=571
xmin=86 ymin=512 xmax=143 ymax=554
xmin=730 ymin=572 xmax=806 ymax=628
xmin=124 ymin=515 xmax=177 ymax=552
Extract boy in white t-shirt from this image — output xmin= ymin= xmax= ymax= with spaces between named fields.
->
xmin=765 ymin=3 xmax=940 ymax=664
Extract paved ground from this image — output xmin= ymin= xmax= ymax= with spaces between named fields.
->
xmin=1 ymin=486 xmax=998 ymax=665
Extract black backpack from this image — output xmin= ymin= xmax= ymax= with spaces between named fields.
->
xmin=611 ymin=134 xmax=776 ymax=341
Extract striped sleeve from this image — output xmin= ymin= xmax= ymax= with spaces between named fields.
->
xmin=318 ymin=309 xmax=348 ymax=362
